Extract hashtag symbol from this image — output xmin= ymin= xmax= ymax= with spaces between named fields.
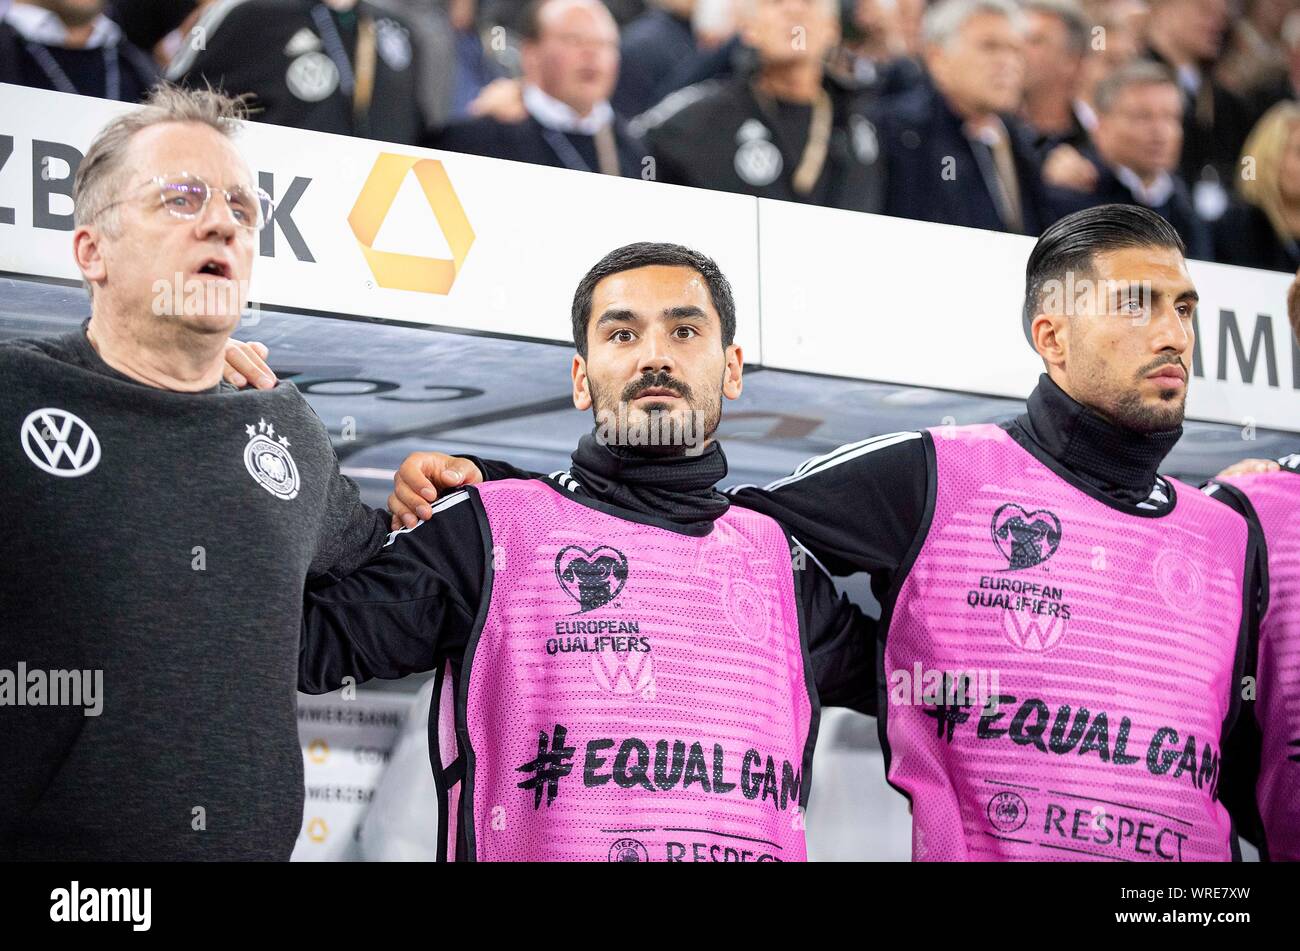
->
xmin=921 ymin=674 xmax=974 ymax=743
xmin=516 ymin=724 xmax=577 ymax=809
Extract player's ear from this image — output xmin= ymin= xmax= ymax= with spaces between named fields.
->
xmin=572 ymin=354 xmax=592 ymax=411
xmin=1031 ymin=310 xmax=1069 ymax=372
xmin=722 ymin=343 xmax=743 ymax=401
xmin=73 ymin=226 xmax=107 ymax=288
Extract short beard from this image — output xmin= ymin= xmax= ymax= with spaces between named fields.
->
xmin=589 ymin=371 xmax=722 ymax=457
xmin=1105 ymin=385 xmax=1186 ymax=434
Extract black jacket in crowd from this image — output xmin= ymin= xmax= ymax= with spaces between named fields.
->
xmin=636 ymin=71 xmax=887 ymax=213
xmin=1144 ymin=47 xmax=1255 ymax=194
xmin=1027 ymin=110 xmax=1093 ymax=162
xmin=1214 ymin=200 xmax=1300 ymax=273
xmin=0 ymin=18 xmax=158 ymax=103
xmin=875 ymin=75 xmax=1057 ymax=235
xmin=111 ymin=0 xmax=198 ymax=52
xmin=612 ymin=7 xmax=698 ymax=119
xmin=429 ymin=112 xmax=649 ymax=178
xmin=168 ymin=0 xmax=426 ymax=145
xmin=1053 ymin=153 xmax=1214 ymax=261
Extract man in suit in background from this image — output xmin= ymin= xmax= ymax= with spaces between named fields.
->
xmin=431 ymin=0 xmax=649 ymax=177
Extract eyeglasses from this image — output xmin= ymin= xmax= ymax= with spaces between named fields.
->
xmin=90 ymin=172 xmax=275 ymax=232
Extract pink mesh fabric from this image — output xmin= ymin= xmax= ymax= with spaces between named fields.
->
xmin=1220 ymin=471 xmax=1300 ymax=860
xmin=461 ymin=479 xmax=812 ymax=862
xmin=886 ymin=425 xmax=1249 ymax=861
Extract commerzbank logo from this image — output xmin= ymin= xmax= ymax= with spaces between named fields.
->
xmin=347 ymin=153 xmax=475 ymax=295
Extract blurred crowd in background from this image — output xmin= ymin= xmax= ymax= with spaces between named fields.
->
xmin=4 ymin=0 xmax=1300 ymax=272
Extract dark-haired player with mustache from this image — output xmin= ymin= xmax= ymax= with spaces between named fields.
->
xmin=286 ymin=242 xmax=875 ymax=861
xmin=389 ymin=204 xmax=1267 ymax=861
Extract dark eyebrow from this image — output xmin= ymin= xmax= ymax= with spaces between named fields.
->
xmin=595 ymin=308 xmax=639 ymax=327
xmin=1150 ymin=288 xmax=1199 ymax=307
xmin=595 ymin=305 xmax=710 ymax=327
xmin=663 ymin=305 xmax=707 ymax=320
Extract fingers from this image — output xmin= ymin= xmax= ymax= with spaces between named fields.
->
xmin=1044 ymin=150 xmax=1097 ymax=192
xmin=408 ymin=453 xmax=475 ymax=495
xmin=469 ymin=79 xmax=525 ymax=121
xmin=223 ymin=340 xmax=276 ymax=390
xmin=434 ymin=460 xmax=467 ymax=490
xmin=1216 ymin=458 xmax=1280 ymax=479
xmin=446 ymin=458 xmax=484 ymax=486
xmin=248 ymin=342 xmax=275 ymax=385
xmin=389 ymin=479 xmax=429 ymax=529
xmin=389 ymin=453 xmax=440 ymax=528
xmin=223 ymin=341 xmax=252 ymax=389
xmin=404 ymin=454 xmax=440 ymax=498
xmin=424 ymin=456 xmax=485 ymax=491
xmin=467 ymin=79 xmax=506 ymax=116
xmin=222 ymin=359 xmax=246 ymax=388
xmin=222 ymin=340 xmax=248 ymax=388
xmin=387 ymin=478 xmax=423 ymax=530
xmin=386 ymin=453 xmax=484 ymax=530
xmin=239 ymin=341 xmax=276 ymax=389
xmin=1077 ymin=161 xmax=1098 ymax=190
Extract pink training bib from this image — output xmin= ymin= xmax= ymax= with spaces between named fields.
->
xmin=1219 ymin=469 xmax=1300 ymax=860
xmin=433 ymin=479 xmax=814 ymax=862
xmin=885 ymin=425 xmax=1251 ymax=861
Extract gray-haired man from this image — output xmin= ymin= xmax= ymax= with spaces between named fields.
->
xmin=878 ymin=0 xmax=1059 ymax=234
xmin=0 ymin=85 xmax=389 ymax=859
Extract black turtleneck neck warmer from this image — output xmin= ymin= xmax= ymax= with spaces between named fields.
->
xmin=1011 ymin=373 xmax=1183 ymax=506
xmin=566 ymin=432 xmax=731 ymax=532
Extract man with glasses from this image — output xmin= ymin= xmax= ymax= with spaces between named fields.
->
xmin=0 ymin=84 xmax=390 ymax=859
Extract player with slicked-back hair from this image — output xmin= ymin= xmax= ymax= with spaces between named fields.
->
xmin=681 ymin=203 xmax=1263 ymax=860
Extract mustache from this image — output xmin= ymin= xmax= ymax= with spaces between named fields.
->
xmin=620 ymin=371 xmax=692 ymax=403
xmin=1136 ymin=355 xmax=1186 ymax=380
